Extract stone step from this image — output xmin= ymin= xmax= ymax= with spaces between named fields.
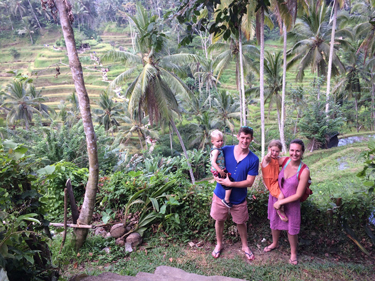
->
xmin=80 ymin=266 xmax=245 ymax=281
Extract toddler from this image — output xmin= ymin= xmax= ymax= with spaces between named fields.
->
xmin=210 ymin=130 xmax=234 ymax=208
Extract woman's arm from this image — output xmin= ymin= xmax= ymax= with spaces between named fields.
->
xmin=278 ymin=156 xmax=287 ymax=166
xmin=273 ymin=168 xmax=310 ymax=209
xmin=215 ymin=174 xmax=256 ymax=188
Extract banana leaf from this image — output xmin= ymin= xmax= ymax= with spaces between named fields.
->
xmin=343 ymin=221 xmax=370 ymax=255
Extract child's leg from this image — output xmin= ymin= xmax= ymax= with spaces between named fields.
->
xmin=224 ymin=189 xmax=231 ymax=202
xmin=221 ymin=187 xmax=232 ymax=208
xmin=276 ymin=191 xmax=288 ymax=222
xmin=277 ymin=192 xmax=285 ymax=210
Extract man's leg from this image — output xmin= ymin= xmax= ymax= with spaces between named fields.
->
xmin=210 ymin=194 xmax=228 ymax=258
xmin=237 ymin=223 xmax=254 ymax=260
xmin=214 ymin=220 xmax=225 ymax=253
xmin=287 ymin=233 xmax=298 ymax=265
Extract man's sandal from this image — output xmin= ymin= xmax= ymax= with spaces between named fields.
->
xmin=244 ymin=251 xmax=254 ymax=261
xmin=289 ymin=258 xmax=298 ymax=265
xmin=212 ymin=248 xmax=222 ymax=259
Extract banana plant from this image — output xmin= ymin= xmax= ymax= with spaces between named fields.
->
xmin=121 ymin=179 xmax=178 ymax=237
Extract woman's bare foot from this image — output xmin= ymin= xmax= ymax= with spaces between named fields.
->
xmin=264 ymin=243 xmax=279 ymax=252
xmin=289 ymin=254 xmax=298 ymax=265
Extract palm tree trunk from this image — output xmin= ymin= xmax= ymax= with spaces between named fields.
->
xmin=259 ymin=8 xmax=266 ymax=159
xmin=55 ymin=0 xmax=99 ymax=250
xmin=169 ymin=124 xmax=173 ymax=156
xmin=280 ymin=23 xmax=288 ymax=153
xmin=169 ymin=119 xmax=196 ymax=184
xmin=355 ymin=97 xmax=359 ymax=132
xmin=236 ymin=58 xmax=243 ymax=126
xmin=137 ymin=130 xmax=144 ymax=150
xmin=238 ymin=28 xmax=246 ymax=125
xmin=326 ymin=0 xmax=338 ymax=113
xmin=207 ymin=82 xmax=211 ymax=108
xmin=27 ymin=0 xmax=42 ymax=29
xmin=372 ymin=75 xmax=375 ymax=131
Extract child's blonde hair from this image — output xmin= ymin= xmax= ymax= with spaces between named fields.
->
xmin=211 ymin=129 xmax=223 ymax=140
xmin=268 ymin=139 xmax=282 ymax=150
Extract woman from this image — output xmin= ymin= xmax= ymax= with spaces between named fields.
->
xmin=263 ymin=139 xmax=310 ymax=265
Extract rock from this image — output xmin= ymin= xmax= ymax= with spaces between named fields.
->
xmin=126 ymin=232 xmax=142 ymax=247
xmin=68 ymin=274 xmax=89 ymax=281
xmin=115 ymin=238 xmax=125 ymax=246
xmin=125 ymin=242 xmax=133 ymax=253
xmin=102 ymin=247 xmax=110 ymax=254
xmin=94 ymin=227 xmax=107 ymax=237
xmin=110 ymin=223 xmax=126 ymax=238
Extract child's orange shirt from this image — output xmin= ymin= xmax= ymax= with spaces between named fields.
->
xmin=261 ymin=158 xmax=280 ymax=198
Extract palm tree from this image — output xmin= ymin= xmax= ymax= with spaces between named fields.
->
xmin=0 ymin=0 xmax=14 ymax=30
xmin=27 ymin=0 xmax=42 ymax=29
xmin=11 ymin=1 xmax=26 ymax=20
xmin=1 ymin=80 xmax=50 ymax=130
xmin=353 ymin=1 xmax=375 ymax=63
xmin=118 ymin=114 xmax=158 ymax=151
xmin=94 ymin=91 xmax=121 ymax=134
xmin=17 ymin=18 xmax=37 ymax=44
xmin=193 ymin=58 xmax=219 ymax=108
xmin=287 ymin=1 xmax=348 ymax=85
xmin=101 ymin=4 xmax=197 ymax=183
xmin=332 ymin=29 xmax=366 ymax=132
xmin=326 ymin=0 xmax=345 ymax=113
xmin=71 ymin=0 xmax=89 ymax=31
xmin=255 ymin=0 xmax=269 ymax=159
xmin=53 ymin=0 xmax=99 ymax=250
xmin=212 ymin=90 xmax=240 ymax=143
xmin=248 ymin=51 xmax=285 ymax=140
xmin=209 ymin=37 xmax=258 ymax=125
xmin=187 ymin=111 xmax=219 ymax=150
xmin=271 ymin=0 xmax=308 ymax=153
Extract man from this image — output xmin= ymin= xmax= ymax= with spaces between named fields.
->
xmin=211 ymin=126 xmax=259 ymax=260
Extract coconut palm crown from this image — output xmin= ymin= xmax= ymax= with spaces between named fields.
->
xmin=101 ymin=3 xmax=198 ymax=183
xmin=287 ymin=0 xmax=350 ymax=82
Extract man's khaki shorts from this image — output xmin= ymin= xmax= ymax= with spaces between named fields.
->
xmin=210 ymin=193 xmax=249 ymax=224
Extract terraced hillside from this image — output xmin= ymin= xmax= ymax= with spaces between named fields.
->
xmin=0 ymin=30 xmax=136 ymax=111
xmin=0 ymin=29 xmax=321 ymax=124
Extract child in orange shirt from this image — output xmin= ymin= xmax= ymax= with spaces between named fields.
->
xmin=261 ymin=140 xmax=288 ymax=222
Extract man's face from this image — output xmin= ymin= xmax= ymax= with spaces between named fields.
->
xmin=237 ymin=132 xmax=253 ymax=150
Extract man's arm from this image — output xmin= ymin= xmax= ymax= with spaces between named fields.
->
xmin=215 ymin=174 xmax=256 ymax=188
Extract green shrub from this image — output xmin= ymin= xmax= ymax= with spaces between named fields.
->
xmin=0 ymin=140 xmax=57 ymax=280
xmin=38 ymin=161 xmax=88 ymax=221
xmin=9 ymin=47 xmax=20 ymax=59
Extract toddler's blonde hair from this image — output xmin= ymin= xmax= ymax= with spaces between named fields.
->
xmin=211 ymin=129 xmax=223 ymax=140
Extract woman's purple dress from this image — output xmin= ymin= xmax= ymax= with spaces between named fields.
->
xmin=267 ymin=166 xmax=301 ymax=235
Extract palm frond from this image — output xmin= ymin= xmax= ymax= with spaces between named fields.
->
xmin=101 ymin=50 xmax=142 ymax=65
